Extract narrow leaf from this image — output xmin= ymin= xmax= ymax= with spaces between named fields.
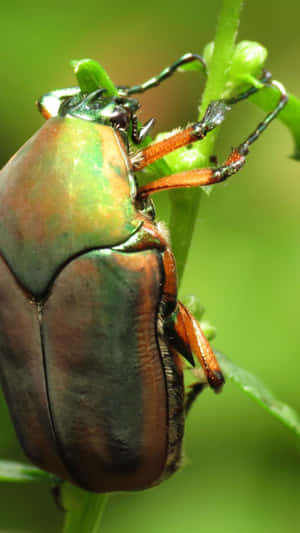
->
xmin=0 ymin=460 xmax=57 ymax=484
xmin=71 ymin=59 xmax=118 ymax=97
xmin=217 ymin=351 xmax=300 ymax=439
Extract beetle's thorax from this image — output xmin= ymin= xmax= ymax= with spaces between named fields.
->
xmin=58 ymin=89 xmax=140 ymax=146
xmin=0 ymin=116 xmax=141 ymax=297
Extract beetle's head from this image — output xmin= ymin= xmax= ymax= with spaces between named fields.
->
xmin=39 ymin=86 xmax=156 ymax=147
xmin=58 ymin=89 xmax=144 ymax=146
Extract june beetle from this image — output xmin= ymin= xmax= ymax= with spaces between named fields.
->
xmin=0 ymin=55 xmax=287 ymax=492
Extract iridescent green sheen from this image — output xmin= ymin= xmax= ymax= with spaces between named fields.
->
xmin=0 ymin=116 xmax=140 ymax=296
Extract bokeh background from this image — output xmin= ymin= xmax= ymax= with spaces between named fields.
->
xmin=0 ymin=1 xmax=299 ymax=532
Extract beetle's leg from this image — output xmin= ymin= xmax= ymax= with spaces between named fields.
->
xmin=131 ymin=115 xmax=156 ymax=144
xmin=132 ymin=76 xmax=287 ymax=178
xmin=136 ymin=80 xmax=287 ymax=197
xmin=131 ymin=70 xmax=272 ymax=159
xmin=113 ymin=220 xmax=222 ymax=392
xmin=52 ymin=483 xmax=65 ymax=511
xmin=184 ymin=383 xmax=206 ymax=415
xmin=132 ymin=70 xmax=276 ymax=170
xmin=137 ymin=148 xmax=245 ymax=196
xmin=37 ymin=87 xmax=81 ymax=119
xmin=131 ymin=99 xmax=229 ymax=170
xmin=114 ymin=220 xmax=223 ymax=390
xmin=226 ymin=69 xmax=272 ymax=106
xmin=120 ymin=53 xmax=206 ymax=96
xmin=165 ymin=301 xmax=224 ymax=393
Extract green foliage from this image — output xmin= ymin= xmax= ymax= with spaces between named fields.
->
xmin=218 ymin=352 xmax=300 ymax=439
xmin=0 ymin=460 xmax=56 ymax=484
xmin=71 ymin=59 xmax=118 ymax=97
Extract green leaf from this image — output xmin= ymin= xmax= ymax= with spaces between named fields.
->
xmin=199 ymin=320 xmax=217 ymax=341
xmin=0 ymin=460 xmax=57 ymax=484
xmin=203 ymin=40 xmax=268 ymax=97
xmin=229 ymin=41 xmax=267 ymax=92
xmin=217 ymin=351 xmax=300 ymax=439
xmin=181 ymin=295 xmax=205 ymax=320
xmin=71 ymin=59 xmax=118 ymax=97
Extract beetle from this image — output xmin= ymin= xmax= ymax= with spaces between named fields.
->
xmin=0 ymin=54 xmax=287 ymax=493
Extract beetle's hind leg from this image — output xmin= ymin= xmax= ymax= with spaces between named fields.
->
xmin=37 ymin=87 xmax=81 ymax=119
xmin=165 ymin=301 xmax=224 ymax=394
xmin=184 ymin=383 xmax=206 ymax=415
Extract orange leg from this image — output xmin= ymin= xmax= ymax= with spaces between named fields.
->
xmin=165 ymin=301 xmax=224 ymax=393
xmin=133 ymin=79 xmax=287 ymax=197
xmin=131 ymin=100 xmax=229 ymax=171
xmin=138 ymin=149 xmax=245 ymax=197
xmin=113 ymin=214 xmax=223 ymax=393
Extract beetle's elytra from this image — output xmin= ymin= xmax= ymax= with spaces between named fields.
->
xmin=0 ymin=54 xmax=287 ymax=492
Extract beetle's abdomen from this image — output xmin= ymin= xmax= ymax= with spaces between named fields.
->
xmin=0 ymin=118 xmax=140 ymax=297
xmin=0 ymin=248 xmax=172 ymax=492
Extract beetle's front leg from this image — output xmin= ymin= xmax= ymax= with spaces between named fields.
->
xmin=132 ymin=78 xmax=287 ymax=195
xmin=131 ymin=100 xmax=229 ymax=171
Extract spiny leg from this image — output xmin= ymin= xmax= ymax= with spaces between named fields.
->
xmin=121 ymin=53 xmax=207 ymax=96
xmin=137 ymin=79 xmax=288 ymax=197
xmin=131 ymin=100 xmax=229 ymax=170
xmin=137 ymin=149 xmax=245 ymax=196
xmin=165 ymin=301 xmax=224 ymax=392
xmin=226 ymin=69 xmax=272 ymax=106
xmin=131 ymin=71 xmax=274 ymax=170
xmin=235 ymin=80 xmax=287 ymax=150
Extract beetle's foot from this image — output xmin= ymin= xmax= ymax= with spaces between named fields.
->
xmin=184 ymin=382 xmax=207 ymax=415
xmin=193 ymin=100 xmax=230 ymax=138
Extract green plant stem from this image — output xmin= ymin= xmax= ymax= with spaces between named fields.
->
xmin=169 ymin=0 xmax=243 ymax=284
xmin=63 ymin=492 xmax=109 ymax=533
xmin=62 ymin=6 xmax=244 ymax=530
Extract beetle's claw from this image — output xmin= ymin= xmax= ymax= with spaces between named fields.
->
xmin=193 ymin=100 xmax=230 ymax=138
xmin=203 ymin=100 xmax=231 ymax=129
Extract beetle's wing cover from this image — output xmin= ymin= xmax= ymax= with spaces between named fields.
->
xmin=0 ymin=118 xmax=140 ymax=297
xmin=0 ymin=255 xmax=72 ymax=480
xmin=40 ymin=249 xmax=168 ymax=492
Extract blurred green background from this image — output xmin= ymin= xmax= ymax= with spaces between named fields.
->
xmin=0 ymin=0 xmax=299 ymax=532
